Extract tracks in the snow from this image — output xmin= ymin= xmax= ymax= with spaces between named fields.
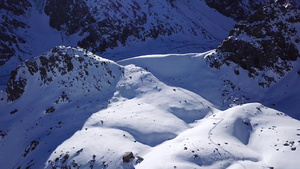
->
xmin=207 ymin=116 xmax=246 ymax=169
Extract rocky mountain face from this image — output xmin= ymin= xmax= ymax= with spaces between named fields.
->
xmin=207 ymin=1 xmax=300 ymax=88
xmin=44 ymin=0 xmax=151 ymax=53
xmin=0 ymin=0 xmax=31 ymax=66
xmin=204 ymin=0 xmax=300 ymax=21
xmin=0 ymin=0 xmax=269 ymax=70
xmin=43 ymin=0 xmax=234 ymax=54
xmin=205 ymin=0 xmax=269 ymax=21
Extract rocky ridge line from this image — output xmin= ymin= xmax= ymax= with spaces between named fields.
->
xmin=6 ymin=46 xmax=123 ymax=102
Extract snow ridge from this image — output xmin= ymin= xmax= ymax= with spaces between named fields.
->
xmin=6 ymin=46 xmax=123 ymax=102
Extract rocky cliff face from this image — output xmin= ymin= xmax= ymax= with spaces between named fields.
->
xmin=207 ymin=1 xmax=300 ymax=87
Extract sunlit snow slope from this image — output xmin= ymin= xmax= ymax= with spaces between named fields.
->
xmin=119 ymin=43 xmax=300 ymax=120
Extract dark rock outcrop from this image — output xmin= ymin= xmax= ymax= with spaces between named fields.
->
xmin=44 ymin=0 xmax=176 ymax=54
xmin=207 ymin=1 xmax=300 ymax=87
xmin=44 ymin=0 xmax=95 ymax=36
xmin=122 ymin=152 xmax=134 ymax=162
xmin=205 ymin=0 xmax=269 ymax=21
xmin=6 ymin=69 xmax=27 ymax=102
xmin=0 ymin=0 xmax=31 ymax=65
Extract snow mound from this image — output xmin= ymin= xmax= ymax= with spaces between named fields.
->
xmin=137 ymin=103 xmax=300 ymax=169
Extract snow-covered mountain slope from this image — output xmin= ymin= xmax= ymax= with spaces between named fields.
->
xmin=0 ymin=46 xmax=214 ymax=168
xmin=0 ymin=0 xmax=236 ymax=91
xmin=0 ymin=46 xmax=125 ymax=168
xmin=202 ymin=0 xmax=300 ymax=119
xmin=44 ymin=0 xmax=234 ymax=56
xmin=119 ymin=52 xmax=257 ymax=108
xmin=1 ymin=1 xmax=300 ymax=168
xmin=120 ymin=53 xmax=300 ymax=121
xmin=1 ymin=46 xmax=300 ymax=169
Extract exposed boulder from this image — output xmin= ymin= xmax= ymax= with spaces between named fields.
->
xmin=122 ymin=152 xmax=134 ymax=163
